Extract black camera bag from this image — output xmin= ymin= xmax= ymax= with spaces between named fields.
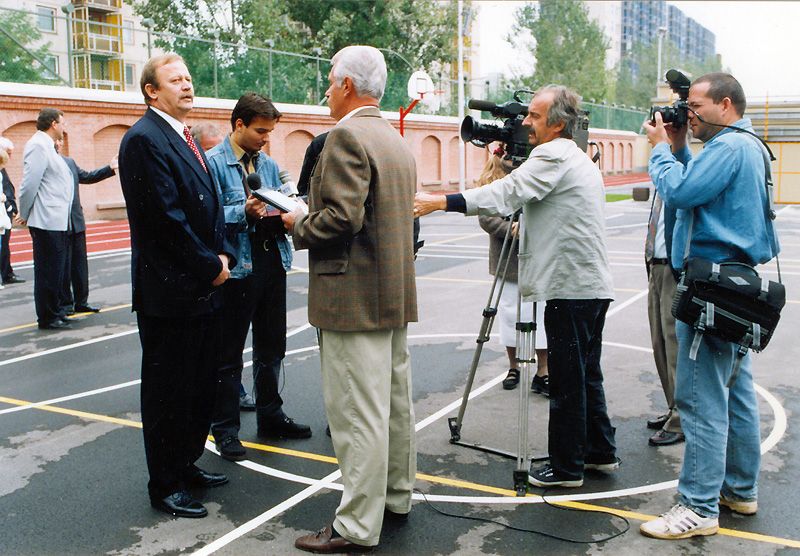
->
xmin=670 ymin=131 xmax=783 ymax=386
xmin=672 ymin=259 xmax=784 ymax=352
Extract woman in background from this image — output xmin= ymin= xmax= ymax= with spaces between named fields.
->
xmin=477 ymin=147 xmax=549 ymax=395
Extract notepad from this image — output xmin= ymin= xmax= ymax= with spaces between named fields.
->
xmin=252 ymin=189 xmax=308 ymax=214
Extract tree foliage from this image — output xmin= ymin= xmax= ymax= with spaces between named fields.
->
xmin=0 ymin=11 xmax=57 ymax=84
xmin=126 ymin=0 xmax=458 ymax=110
xmin=507 ymin=0 xmax=609 ymax=102
xmin=613 ymin=39 xmax=723 ymax=109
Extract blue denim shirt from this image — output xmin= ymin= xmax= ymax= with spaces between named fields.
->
xmin=649 ymin=118 xmax=779 ymax=272
xmin=206 ymin=137 xmax=293 ymax=278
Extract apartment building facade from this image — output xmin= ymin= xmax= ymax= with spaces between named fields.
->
xmin=1 ymin=0 xmax=158 ymax=92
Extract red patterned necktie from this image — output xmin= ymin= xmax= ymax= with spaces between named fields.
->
xmin=183 ymin=126 xmax=208 ymax=173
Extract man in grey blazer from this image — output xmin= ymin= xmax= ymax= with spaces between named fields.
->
xmin=18 ymin=108 xmax=75 ymax=330
xmin=284 ymin=45 xmax=418 ymax=553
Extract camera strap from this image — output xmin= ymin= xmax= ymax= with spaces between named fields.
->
xmin=678 ymin=131 xmax=783 ymax=383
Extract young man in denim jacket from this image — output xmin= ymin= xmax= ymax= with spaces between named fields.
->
xmin=206 ymin=93 xmax=311 ymax=462
xmin=641 ymin=73 xmax=779 ymax=539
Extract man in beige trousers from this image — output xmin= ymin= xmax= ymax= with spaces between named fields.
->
xmin=282 ymin=45 xmax=418 ymax=553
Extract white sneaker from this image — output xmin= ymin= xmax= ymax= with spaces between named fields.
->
xmin=640 ymin=504 xmax=719 ymax=540
xmin=719 ymin=494 xmax=757 ymax=515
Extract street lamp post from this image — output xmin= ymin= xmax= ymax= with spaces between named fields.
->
xmin=656 ymin=26 xmax=668 ymax=85
xmin=457 ymin=0 xmax=466 ymax=192
xmin=312 ymin=47 xmax=322 ymax=104
xmin=265 ymin=39 xmax=274 ymax=99
xmin=61 ymin=3 xmax=75 ymax=87
xmin=212 ymin=30 xmax=220 ymax=98
xmin=141 ymin=18 xmax=154 ymax=59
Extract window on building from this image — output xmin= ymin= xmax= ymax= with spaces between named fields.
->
xmin=125 ymin=63 xmax=136 ymax=87
xmin=41 ymin=54 xmax=59 ymax=79
xmin=123 ymin=20 xmax=134 ymax=44
xmin=36 ymin=5 xmax=56 ymax=32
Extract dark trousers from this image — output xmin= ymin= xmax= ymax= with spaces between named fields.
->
xmin=0 ymin=227 xmax=13 ymax=281
xmin=211 ymin=237 xmax=287 ymax=443
xmin=545 ymin=298 xmax=616 ymax=479
xmin=60 ymin=230 xmax=89 ymax=309
xmin=29 ymin=227 xmax=69 ymax=326
xmin=138 ymin=311 xmax=222 ymax=498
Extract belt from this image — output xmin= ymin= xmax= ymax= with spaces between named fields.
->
xmin=650 ymin=258 xmax=669 ymax=265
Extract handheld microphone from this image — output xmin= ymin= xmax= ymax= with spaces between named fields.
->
xmin=278 ymin=170 xmax=298 ymax=196
xmin=246 ymin=173 xmax=262 ymax=192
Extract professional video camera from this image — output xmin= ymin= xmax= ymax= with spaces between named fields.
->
xmin=649 ymin=69 xmax=691 ymax=126
xmin=461 ymin=90 xmax=591 ymax=166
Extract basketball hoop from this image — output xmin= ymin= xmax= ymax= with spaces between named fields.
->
xmin=399 ymin=70 xmax=443 ymax=135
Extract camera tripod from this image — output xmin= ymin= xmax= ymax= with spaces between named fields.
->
xmin=447 ymin=210 xmax=547 ymax=496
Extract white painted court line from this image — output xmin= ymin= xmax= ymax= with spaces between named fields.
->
xmin=0 ymin=329 xmax=140 ymax=369
xmin=0 ymin=324 xmax=315 ymax=413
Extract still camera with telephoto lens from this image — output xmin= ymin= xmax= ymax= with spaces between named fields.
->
xmin=460 ymin=90 xmax=590 ymax=167
xmin=649 ymin=69 xmax=691 ymax=127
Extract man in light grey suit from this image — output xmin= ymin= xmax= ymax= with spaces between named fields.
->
xmin=284 ymin=45 xmax=418 ymax=554
xmin=18 ymin=108 xmax=75 ymax=330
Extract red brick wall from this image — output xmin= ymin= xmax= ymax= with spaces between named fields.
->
xmin=0 ymin=85 xmax=639 ymax=221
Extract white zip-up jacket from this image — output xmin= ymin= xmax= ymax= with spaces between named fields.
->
xmin=463 ymin=137 xmax=614 ymax=302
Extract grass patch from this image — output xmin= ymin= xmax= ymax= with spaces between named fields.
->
xmin=606 ymin=193 xmax=632 ymax=202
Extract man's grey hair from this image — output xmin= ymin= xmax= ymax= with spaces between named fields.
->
xmin=536 ymin=85 xmax=582 ymax=139
xmin=190 ymin=123 xmax=223 ymax=144
xmin=331 ymin=45 xmax=387 ymax=101
xmin=0 ymin=137 xmax=14 ymax=151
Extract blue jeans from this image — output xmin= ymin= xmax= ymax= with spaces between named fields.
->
xmin=675 ymin=321 xmax=761 ymax=517
xmin=545 ymin=299 xmax=616 ymax=479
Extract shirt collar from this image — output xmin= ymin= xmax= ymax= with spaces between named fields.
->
xmin=337 ymin=105 xmax=376 ymax=126
xmin=150 ymin=106 xmax=188 ymax=141
xmin=228 ymin=135 xmax=260 ymax=167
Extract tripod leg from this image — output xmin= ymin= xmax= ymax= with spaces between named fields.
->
xmin=514 ymin=293 xmax=536 ymax=496
xmin=449 ymin=215 xmax=520 ymax=442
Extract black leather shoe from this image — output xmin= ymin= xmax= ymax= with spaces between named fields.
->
xmin=647 ymin=413 xmax=670 ymax=430
xmin=185 ymin=466 xmax=229 ymax=488
xmin=217 ymin=436 xmax=247 ymax=462
xmin=150 ymin=490 xmax=208 ymax=518
xmin=258 ymin=415 xmax=312 ymax=439
xmin=38 ymin=320 xmax=72 ymax=330
xmin=239 ymin=392 xmax=256 ymax=411
xmin=2 ymin=275 xmax=25 ymax=284
xmin=649 ymin=429 xmax=685 ymax=446
xmin=75 ymin=304 xmax=101 ymax=313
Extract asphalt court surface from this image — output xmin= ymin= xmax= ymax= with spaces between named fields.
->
xmin=2 ymin=200 xmax=800 ymax=555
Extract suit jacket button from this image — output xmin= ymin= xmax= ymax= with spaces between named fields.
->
xmin=199 ymin=194 xmax=204 ymax=200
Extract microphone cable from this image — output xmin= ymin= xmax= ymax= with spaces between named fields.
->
xmin=414 ymin=487 xmax=630 ymax=544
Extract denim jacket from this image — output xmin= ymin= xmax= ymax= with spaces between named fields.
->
xmin=206 ymin=137 xmax=293 ymax=278
xmin=649 ymin=118 xmax=779 ymax=272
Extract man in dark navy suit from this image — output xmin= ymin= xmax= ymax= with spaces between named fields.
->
xmin=55 ymin=137 xmax=116 ymax=315
xmin=118 ymin=53 xmax=235 ymax=519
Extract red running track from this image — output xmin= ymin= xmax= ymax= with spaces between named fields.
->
xmin=6 ymin=173 xmax=651 ymax=265
xmin=8 ymin=221 xmax=131 ymax=265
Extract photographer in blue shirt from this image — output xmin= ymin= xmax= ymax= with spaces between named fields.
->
xmin=640 ymin=73 xmax=779 ymax=540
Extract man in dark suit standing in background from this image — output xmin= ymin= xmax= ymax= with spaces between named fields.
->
xmin=285 ymin=45 xmax=418 ymax=554
xmin=55 ymin=137 xmax=116 ymax=315
xmin=0 ymin=137 xmax=24 ymax=285
xmin=118 ymin=53 xmax=235 ymax=519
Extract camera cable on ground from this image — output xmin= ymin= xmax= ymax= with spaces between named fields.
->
xmin=415 ymin=488 xmax=630 ymax=544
